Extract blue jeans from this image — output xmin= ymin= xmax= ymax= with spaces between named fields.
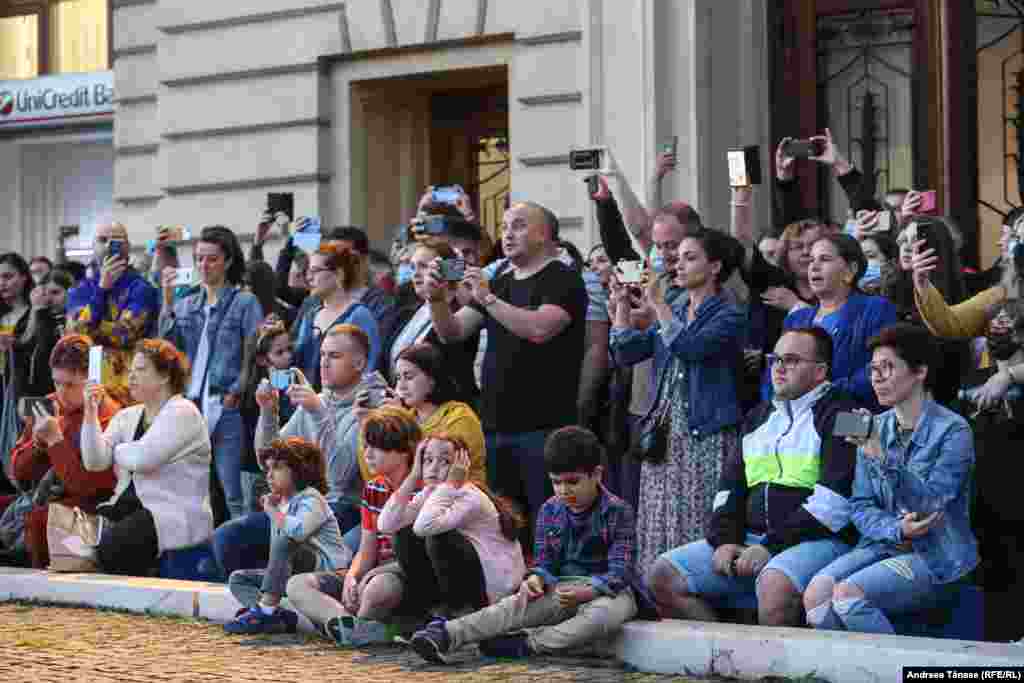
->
xmin=663 ymin=534 xmax=851 ymax=606
xmin=485 ymin=430 xmax=553 ymax=521
xmin=806 ymin=546 xmax=947 ymax=634
xmin=212 ymin=500 xmax=361 ymax=580
xmin=212 ymin=409 xmax=246 ymax=520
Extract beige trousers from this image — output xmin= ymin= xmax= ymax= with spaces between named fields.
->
xmin=447 ymin=586 xmax=638 ymax=654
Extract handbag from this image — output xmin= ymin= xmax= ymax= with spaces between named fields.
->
xmin=627 ymin=360 xmax=677 ymax=464
xmin=46 ymin=502 xmax=103 ymax=572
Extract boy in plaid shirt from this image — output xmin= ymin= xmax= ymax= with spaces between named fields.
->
xmin=410 ymin=426 xmax=655 ymax=662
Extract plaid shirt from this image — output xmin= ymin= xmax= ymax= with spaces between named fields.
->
xmin=530 ymin=486 xmax=656 ymax=614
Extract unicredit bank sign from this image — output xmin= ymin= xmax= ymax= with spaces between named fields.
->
xmin=0 ymin=71 xmax=114 ymax=129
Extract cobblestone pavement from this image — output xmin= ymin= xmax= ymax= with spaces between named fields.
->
xmin=0 ymin=604 xmax=716 ymax=683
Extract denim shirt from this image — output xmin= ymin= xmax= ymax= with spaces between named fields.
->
xmin=159 ymin=286 xmax=264 ymax=398
xmin=850 ymin=400 xmax=978 ymax=584
xmin=610 ymin=294 xmax=745 ymax=439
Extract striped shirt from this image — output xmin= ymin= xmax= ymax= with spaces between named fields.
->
xmin=361 ymin=476 xmax=399 ymax=562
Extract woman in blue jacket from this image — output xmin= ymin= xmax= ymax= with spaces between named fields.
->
xmin=610 ymin=228 xmax=745 ymax=571
xmin=781 ymin=234 xmax=898 ymax=410
xmin=803 ymin=323 xmax=978 ymax=634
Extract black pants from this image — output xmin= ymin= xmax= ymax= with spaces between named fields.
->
xmin=392 ymin=527 xmax=489 ymax=614
xmin=96 ymin=485 xmax=160 ymax=577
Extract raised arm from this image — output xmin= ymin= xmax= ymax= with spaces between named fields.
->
xmin=113 ymin=399 xmax=209 ymax=474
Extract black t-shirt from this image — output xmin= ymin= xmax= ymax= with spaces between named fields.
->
xmin=470 ymin=260 xmax=588 ymax=433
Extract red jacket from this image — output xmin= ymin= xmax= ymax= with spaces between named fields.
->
xmin=11 ymin=394 xmax=120 ymax=510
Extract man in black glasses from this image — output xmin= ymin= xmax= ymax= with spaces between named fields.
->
xmin=646 ymin=326 xmax=860 ymax=628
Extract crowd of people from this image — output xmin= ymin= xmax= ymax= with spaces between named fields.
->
xmin=0 ymin=128 xmax=1022 ymax=661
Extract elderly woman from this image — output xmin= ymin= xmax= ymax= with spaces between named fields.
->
xmin=82 ymin=338 xmax=213 ymax=576
xmin=803 ymin=324 xmax=977 ymax=634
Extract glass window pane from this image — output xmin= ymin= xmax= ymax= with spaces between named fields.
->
xmin=0 ymin=14 xmax=40 ymax=80
xmin=50 ymin=0 xmax=109 ymax=75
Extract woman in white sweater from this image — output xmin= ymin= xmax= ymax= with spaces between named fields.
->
xmin=378 ymin=434 xmax=526 ymax=614
xmin=82 ymin=339 xmax=213 ymax=576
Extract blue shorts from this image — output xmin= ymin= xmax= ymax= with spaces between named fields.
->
xmin=661 ymin=533 xmax=850 ymax=604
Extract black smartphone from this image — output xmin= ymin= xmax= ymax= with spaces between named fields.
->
xmin=663 ymin=136 xmax=678 ymax=157
xmin=439 ymin=258 xmax=466 ymax=281
xmin=584 ymin=175 xmax=600 ymax=196
xmin=914 ymin=220 xmax=936 ymax=251
xmin=267 ymin=193 xmax=294 ymax=220
xmin=783 ymin=139 xmax=825 ymax=159
xmin=833 ymin=411 xmax=873 ymax=439
xmin=569 ymin=149 xmax=602 ymax=171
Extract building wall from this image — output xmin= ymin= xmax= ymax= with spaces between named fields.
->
xmin=111 ymin=0 xmax=772 ymax=256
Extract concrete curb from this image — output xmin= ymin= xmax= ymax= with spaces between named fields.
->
xmin=3 ymin=568 xmax=1023 ymax=681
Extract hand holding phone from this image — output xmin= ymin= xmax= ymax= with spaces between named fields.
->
xmin=269 ymin=368 xmax=293 ymax=391
xmin=431 ymin=186 xmax=462 ymax=205
xmin=615 ymin=260 xmax=645 ymax=285
xmin=833 ymin=410 xmax=873 ymax=439
xmin=782 ymin=139 xmax=825 ymax=160
xmin=88 ymin=346 xmax=103 ymax=384
xmin=173 ymin=267 xmax=195 ymax=287
xmin=439 ymin=258 xmax=466 ymax=282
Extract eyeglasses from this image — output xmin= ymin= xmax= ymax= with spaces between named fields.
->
xmin=869 ymin=360 xmax=897 ymax=380
xmin=766 ymin=354 xmax=825 ymax=371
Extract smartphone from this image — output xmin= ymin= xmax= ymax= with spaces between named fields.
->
xmin=615 ymin=260 xmax=645 ymax=284
xmin=108 ymin=240 xmax=125 ymax=259
xmin=267 ymin=193 xmax=294 ymax=221
xmin=439 ymin=258 xmax=466 ymax=281
xmin=360 ymin=371 xmax=391 ymax=408
xmin=569 ymin=148 xmax=602 ymax=171
xmin=663 ymin=135 xmax=679 ymax=157
xmin=914 ymin=220 xmax=935 ymax=251
xmin=418 ymin=216 xmax=448 ymax=236
xmin=875 ymin=211 xmax=893 ymax=232
xmin=727 ymin=146 xmax=762 ymax=187
xmin=833 ymin=411 xmax=873 ymax=439
xmin=918 ymin=190 xmax=937 ymax=214
xmin=269 ymin=368 xmax=293 ymax=391
xmin=88 ymin=346 xmax=103 ymax=384
xmin=432 ymin=186 xmax=461 ymax=205
xmin=783 ymin=139 xmax=824 ymax=159
xmin=20 ymin=396 xmax=56 ymax=418
xmin=173 ymin=267 xmax=195 ymax=287
xmin=584 ymin=175 xmax=600 ymax=196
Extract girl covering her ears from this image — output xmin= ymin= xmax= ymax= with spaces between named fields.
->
xmin=378 ymin=433 xmax=526 ymax=615
xmin=239 ymin=318 xmax=296 ymax=512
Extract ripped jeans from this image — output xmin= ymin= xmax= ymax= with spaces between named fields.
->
xmin=805 ymin=546 xmax=952 ymax=634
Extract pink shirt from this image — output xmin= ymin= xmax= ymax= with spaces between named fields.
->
xmin=378 ymin=482 xmax=526 ymax=603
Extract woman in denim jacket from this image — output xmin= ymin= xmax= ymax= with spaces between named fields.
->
xmin=159 ymin=226 xmax=264 ymax=521
xmin=804 ymin=323 xmax=977 ymax=634
xmin=610 ymin=228 xmax=746 ymax=570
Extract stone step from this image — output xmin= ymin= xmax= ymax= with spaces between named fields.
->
xmin=2 ymin=567 xmax=1023 ymax=681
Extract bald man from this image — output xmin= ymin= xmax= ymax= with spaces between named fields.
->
xmin=424 ymin=201 xmax=587 ymax=529
xmin=66 ymin=223 xmax=160 ymax=399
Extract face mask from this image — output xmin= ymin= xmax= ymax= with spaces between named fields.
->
xmin=649 ymin=245 xmax=665 ymax=275
xmin=396 ymin=263 xmax=414 ymax=287
xmin=556 ymin=247 xmax=576 ymax=270
xmin=859 ymin=262 xmax=882 ymax=287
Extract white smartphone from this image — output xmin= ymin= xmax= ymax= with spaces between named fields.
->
xmin=173 ymin=267 xmax=194 ymax=287
xmin=88 ymin=346 xmax=103 ymax=384
xmin=615 ymin=260 xmax=645 ymax=284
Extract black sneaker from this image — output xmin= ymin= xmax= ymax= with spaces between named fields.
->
xmin=478 ymin=632 xmax=532 ymax=659
xmin=409 ymin=617 xmax=450 ymax=664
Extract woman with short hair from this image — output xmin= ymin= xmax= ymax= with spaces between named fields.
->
xmin=82 ymin=339 xmax=213 ymax=576
xmin=803 ymin=323 xmax=977 ymax=634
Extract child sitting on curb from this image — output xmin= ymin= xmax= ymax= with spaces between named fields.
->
xmin=285 ymin=408 xmax=424 ymax=646
xmin=378 ymin=433 xmax=526 ymax=618
xmin=224 ymin=437 xmax=348 ymax=634
xmin=409 ymin=426 xmax=657 ymax=663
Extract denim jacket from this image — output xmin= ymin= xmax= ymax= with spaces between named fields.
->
xmin=610 ymin=294 xmax=745 ymax=439
xmin=850 ymin=400 xmax=978 ymax=584
xmin=159 ymin=286 xmax=264 ymax=397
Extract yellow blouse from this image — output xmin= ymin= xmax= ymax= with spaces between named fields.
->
xmin=913 ymin=282 xmax=1006 ymax=340
xmin=357 ymin=400 xmax=487 ymax=486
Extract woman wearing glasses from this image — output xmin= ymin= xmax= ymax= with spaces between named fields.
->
xmin=803 ymin=323 xmax=977 ymax=634
xmin=294 ymin=244 xmax=381 ymax=391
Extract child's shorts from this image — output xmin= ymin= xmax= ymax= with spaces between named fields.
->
xmin=315 ymin=562 xmax=427 ymax=616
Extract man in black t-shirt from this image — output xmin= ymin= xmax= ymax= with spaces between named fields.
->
xmin=424 ymin=201 xmax=587 ymax=522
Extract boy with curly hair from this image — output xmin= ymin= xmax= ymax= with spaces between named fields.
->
xmin=224 ymin=437 xmax=348 ymax=634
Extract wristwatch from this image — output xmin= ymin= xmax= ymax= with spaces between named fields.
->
xmin=481 ymin=293 xmax=498 ymax=307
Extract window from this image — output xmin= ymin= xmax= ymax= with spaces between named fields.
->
xmin=0 ymin=0 xmax=108 ymax=80
xmin=0 ymin=13 xmax=39 ymax=79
